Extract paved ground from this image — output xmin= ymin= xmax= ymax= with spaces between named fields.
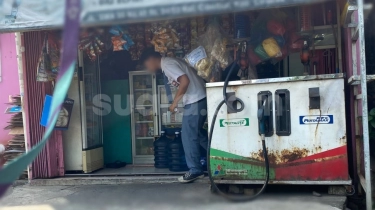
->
xmin=0 ymin=183 xmax=346 ymax=210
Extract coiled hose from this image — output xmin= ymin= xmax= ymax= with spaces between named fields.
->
xmin=207 ymin=61 xmax=270 ymax=201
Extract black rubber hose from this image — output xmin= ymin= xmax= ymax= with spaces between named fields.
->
xmin=207 ymin=60 xmax=270 ymax=201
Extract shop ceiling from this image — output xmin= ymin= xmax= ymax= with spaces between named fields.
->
xmin=0 ymin=0 xmax=330 ymax=32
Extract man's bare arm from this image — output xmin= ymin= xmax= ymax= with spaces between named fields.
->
xmin=169 ymin=74 xmax=190 ymax=112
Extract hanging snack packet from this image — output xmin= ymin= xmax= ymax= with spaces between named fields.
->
xmin=262 ymin=37 xmax=282 ymax=58
xmin=109 ymin=26 xmax=134 ymax=51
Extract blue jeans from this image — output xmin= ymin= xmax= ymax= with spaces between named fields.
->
xmin=182 ymin=98 xmax=208 ymax=175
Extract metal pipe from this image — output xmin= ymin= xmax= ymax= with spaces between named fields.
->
xmin=357 ymin=0 xmax=372 ymax=208
xmin=336 ymin=1 xmax=343 ymax=73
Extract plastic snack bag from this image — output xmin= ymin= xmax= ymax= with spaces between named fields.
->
xmin=262 ymin=37 xmax=282 ymax=58
xmin=109 ymin=26 xmax=134 ymax=51
xmin=186 ymin=20 xmax=232 ymax=81
xmin=211 ymin=38 xmax=231 ymax=69
xmin=150 ymin=22 xmax=181 ymax=54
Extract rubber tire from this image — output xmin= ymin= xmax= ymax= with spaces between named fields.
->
xmin=154 ymin=151 xmax=168 ymax=156
xmin=169 ymin=144 xmax=183 ymax=149
xmin=155 ymin=163 xmax=169 ymax=168
xmin=154 ymin=141 xmax=169 ymax=147
xmin=170 ymin=148 xmax=183 ymax=153
xmin=169 ymin=159 xmax=186 ymax=165
xmin=154 ymin=156 xmax=169 ymax=161
xmin=168 ymin=153 xmax=183 ymax=158
xmin=168 ymin=157 xmax=183 ymax=161
xmin=154 ymin=154 xmax=169 ymax=158
xmin=154 ymin=146 xmax=168 ymax=150
xmin=155 ymin=161 xmax=169 ymax=165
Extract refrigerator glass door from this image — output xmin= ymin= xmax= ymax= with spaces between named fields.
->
xmin=82 ymin=55 xmax=103 ymax=150
xmin=158 ymin=85 xmax=184 ymax=134
xmin=132 ymin=73 xmax=155 ymax=157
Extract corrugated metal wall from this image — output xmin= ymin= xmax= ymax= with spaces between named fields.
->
xmin=21 ymin=31 xmax=64 ymax=179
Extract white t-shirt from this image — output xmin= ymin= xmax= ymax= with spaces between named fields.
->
xmin=161 ymin=57 xmax=206 ymax=105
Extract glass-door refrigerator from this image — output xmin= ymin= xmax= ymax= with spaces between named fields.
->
xmin=80 ymin=53 xmax=104 ymax=172
xmin=129 ymin=71 xmax=158 ymax=164
xmin=63 ymin=51 xmax=104 ymax=173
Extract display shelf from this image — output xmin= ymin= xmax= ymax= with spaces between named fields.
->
xmin=130 ymin=71 xmax=158 ymax=163
xmin=136 ymin=137 xmax=154 ymax=140
xmin=134 ymin=88 xmax=152 ymax=91
xmin=135 ymin=105 xmax=153 ymax=109
xmin=136 ymin=121 xmax=154 ymax=123
xmin=163 ymin=122 xmax=182 ymax=125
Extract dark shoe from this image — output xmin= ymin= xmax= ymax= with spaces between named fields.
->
xmin=178 ymin=172 xmax=204 ymax=183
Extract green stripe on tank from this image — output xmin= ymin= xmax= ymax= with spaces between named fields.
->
xmin=210 ymin=148 xmax=276 ymax=180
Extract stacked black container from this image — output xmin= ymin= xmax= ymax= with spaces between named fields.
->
xmin=168 ymin=131 xmax=188 ymax=171
xmin=154 ymin=131 xmax=169 ymax=168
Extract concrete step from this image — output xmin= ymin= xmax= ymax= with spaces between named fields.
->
xmin=28 ymin=176 xmax=209 ymax=186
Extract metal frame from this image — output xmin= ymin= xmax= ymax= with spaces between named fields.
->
xmin=78 ymin=50 xmax=88 ymax=150
xmin=206 ymin=73 xmax=344 ymax=88
xmin=343 ymin=0 xmax=373 ymax=208
xmin=14 ymin=32 xmax=30 ymax=179
xmin=357 ymin=0 xmax=372 ymax=209
xmin=80 ymin=52 xmax=103 ymax=151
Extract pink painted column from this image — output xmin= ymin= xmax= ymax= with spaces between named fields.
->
xmin=0 ymin=34 xmax=20 ymax=166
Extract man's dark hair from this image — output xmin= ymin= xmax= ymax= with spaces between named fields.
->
xmin=140 ymin=48 xmax=162 ymax=63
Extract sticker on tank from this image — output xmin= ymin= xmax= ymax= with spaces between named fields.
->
xmin=299 ymin=115 xmax=334 ymax=124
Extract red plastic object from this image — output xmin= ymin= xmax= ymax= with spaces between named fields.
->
xmin=288 ymin=32 xmax=303 ymax=52
xmin=286 ymin=18 xmax=297 ymax=31
xmin=267 ymin=19 xmax=286 ymax=36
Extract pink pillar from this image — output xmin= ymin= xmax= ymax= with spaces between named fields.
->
xmin=0 ymin=34 xmax=20 ymax=166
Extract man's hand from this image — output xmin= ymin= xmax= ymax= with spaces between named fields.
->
xmin=169 ymin=74 xmax=189 ymax=113
xmin=169 ymin=102 xmax=178 ymax=113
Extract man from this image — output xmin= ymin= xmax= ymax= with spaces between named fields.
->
xmin=140 ymin=49 xmax=208 ymax=183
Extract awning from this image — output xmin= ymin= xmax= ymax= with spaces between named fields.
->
xmin=0 ymin=0 xmax=327 ymax=32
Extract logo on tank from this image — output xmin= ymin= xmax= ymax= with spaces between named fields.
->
xmin=299 ymin=115 xmax=334 ymax=124
xmin=219 ymin=118 xmax=249 ymax=127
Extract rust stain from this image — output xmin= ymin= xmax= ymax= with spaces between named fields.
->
xmin=232 ymin=86 xmax=239 ymax=92
xmin=267 ymin=153 xmax=277 ymax=165
xmin=315 ymin=146 xmax=322 ymax=153
xmin=280 ymin=148 xmax=309 ymax=163
xmin=250 ymin=147 xmax=309 ymax=165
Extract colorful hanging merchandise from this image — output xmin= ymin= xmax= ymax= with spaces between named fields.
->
xmin=109 ymin=26 xmax=135 ymax=52
xmin=79 ymin=28 xmax=106 ymax=61
xmin=48 ymin=32 xmax=61 ymax=74
xmin=247 ymin=9 xmax=298 ymax=66
xmin=36 ymin=34 xmax=54 ymax=82
xmin=150 ymin=22 xmax=181 ymax=54
xmin=185 ymin=20 xmax=232 ymax=82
